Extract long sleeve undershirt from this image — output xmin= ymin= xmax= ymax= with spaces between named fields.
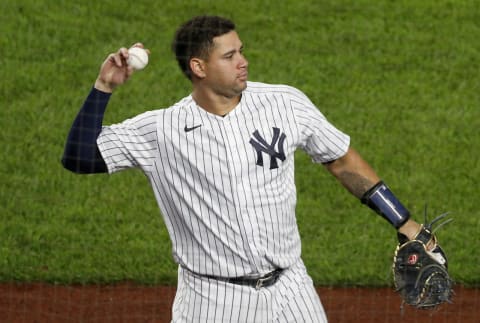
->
xmin=61 ymin=88 xmax=110 ymax=174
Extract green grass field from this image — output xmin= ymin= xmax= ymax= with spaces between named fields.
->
xmin=1 ymin=0 xmax=479 ymax=287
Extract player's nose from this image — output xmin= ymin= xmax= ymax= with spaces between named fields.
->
xmin=239 ymin=54 xmax=248 ymax=69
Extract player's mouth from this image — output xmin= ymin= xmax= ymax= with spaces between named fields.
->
xmin=238 ymin=71 xmax=248 ymax=81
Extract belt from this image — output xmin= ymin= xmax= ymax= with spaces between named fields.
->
xmin=204 ymin=268 xmax=284 ymax=290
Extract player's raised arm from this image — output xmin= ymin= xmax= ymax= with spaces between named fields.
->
xmin=61 ymin=44 xmax=148 ymax=174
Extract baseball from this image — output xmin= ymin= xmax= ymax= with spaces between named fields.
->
xmin=127 ymin=47 xmax=149 ymax=70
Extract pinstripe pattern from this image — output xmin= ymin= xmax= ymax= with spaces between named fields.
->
xmin=172 ymin=259 xmax=327 ymax=323
xmin=97 ymin=81 xmax=348 ymax=321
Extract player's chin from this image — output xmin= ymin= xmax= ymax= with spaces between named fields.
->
xmin=234 ymin=84 xmax=247 ymax=95
xmin=236 ymin=78 xmax=248 ymax=90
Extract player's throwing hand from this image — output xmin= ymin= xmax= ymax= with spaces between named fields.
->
xmin=95 ymin=43 xmax=148 ymax=93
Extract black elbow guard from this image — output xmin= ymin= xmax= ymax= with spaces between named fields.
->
xmin=361 ymin=181 xmax=410 ymax=229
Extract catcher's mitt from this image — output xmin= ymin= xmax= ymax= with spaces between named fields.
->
xmin=393 ymin=210 xmax=453 ymax=309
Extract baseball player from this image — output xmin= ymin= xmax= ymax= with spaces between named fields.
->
xmin=62 ymin=15 xmax=427 ymax=322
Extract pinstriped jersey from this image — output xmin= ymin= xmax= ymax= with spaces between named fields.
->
xmin=97 ymin=81 xmax=350 ymax=277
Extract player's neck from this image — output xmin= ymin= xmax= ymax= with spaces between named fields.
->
xmin=192 ymin=88 xmax=241 ymax=117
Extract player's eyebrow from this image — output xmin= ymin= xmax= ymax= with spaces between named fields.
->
xmin=222 ymin=45 xmax=244 ymax=57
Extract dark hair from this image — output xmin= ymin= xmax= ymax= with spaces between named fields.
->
xmin=172 ymin=16 xmax=236 ymax=80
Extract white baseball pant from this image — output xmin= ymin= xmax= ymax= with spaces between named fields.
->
xmin=172 ymin=259 xmax=327 ymax=322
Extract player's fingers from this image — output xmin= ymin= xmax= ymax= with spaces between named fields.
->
xmin=106 ymin=51 xmax=126 ymax=68
xmin=117 ymin=47 xmax=129 ymax=64
xmin=103 ymin=54 xmax=120 ymax=71
xmin=126 ymin=65 xmax=135 ymax=77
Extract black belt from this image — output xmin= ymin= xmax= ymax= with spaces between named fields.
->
xmin=204 ymin=268 xmax=284 ymax=289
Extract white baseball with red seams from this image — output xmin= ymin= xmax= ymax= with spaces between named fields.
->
xmin=127 ymin=47 xmax=148 ymax=70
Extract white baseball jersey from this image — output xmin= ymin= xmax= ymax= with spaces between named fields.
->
xmin=97 ymin=81 xmax=350 ymax=279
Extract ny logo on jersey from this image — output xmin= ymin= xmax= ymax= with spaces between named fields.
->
xmin=249 ymin=127 xmax=286 ymax=169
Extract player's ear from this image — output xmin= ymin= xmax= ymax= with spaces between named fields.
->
xmin=190 ymin=58 xmax=206 ymax=79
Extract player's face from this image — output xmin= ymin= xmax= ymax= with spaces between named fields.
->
xmin=203 ymin=31 xmax=248 ymax=98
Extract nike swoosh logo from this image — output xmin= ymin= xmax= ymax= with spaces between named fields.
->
xmin=184 ymin=124 xmax=202 ymax=132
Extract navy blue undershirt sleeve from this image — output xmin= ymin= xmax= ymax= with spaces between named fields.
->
xmin=61 ymin=88 xmax=111 ymax=174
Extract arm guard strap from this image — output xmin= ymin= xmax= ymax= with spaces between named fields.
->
xmin=361 ymin=181 xmax=410 ymax=229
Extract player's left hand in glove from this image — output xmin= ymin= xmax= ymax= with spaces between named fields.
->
xmin=393 ymin=211 xmax=453 ymax=309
